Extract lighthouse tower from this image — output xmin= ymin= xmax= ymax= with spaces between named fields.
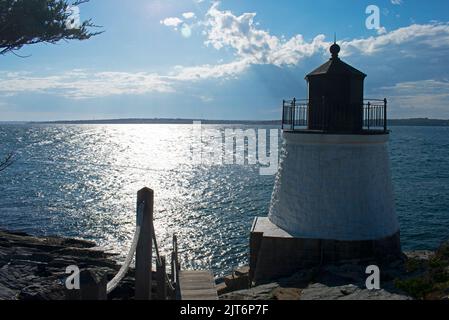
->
xmin=250 ymin=43 xmax=401 ymax=283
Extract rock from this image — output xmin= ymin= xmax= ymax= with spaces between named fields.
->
xmin=220 ymin=283 xmax=279 ymax=300
xmin=216 ymin=282 xmax=228 ymax=295
xmin=272 ymin=287 xmax=302 ymax=300
xmin=221 ymin=266 xmax=251 ymax=293
xmin=0 ymin=283 xmax=18 ymax=300
xmin=277 ymin=268 xmax=318 ymax=288
xmin=436 ymin=241 xmax=449 ymax=260
xmin=234 ymin=266 xmax=250 ymax=277
xmin=299 ymin=283 xmax=411 ymax=300
xmin=19 ymin=280 xmax=65 ymax=301
xmin=405 ymin=250 xmax=434 ymax=261
xmin=31 ymin=253 xmax=54 ymax=263
xmin=55 ymin=247 xmax=109 ymax=259
xmin=315 ymin=264 xmax=365 ymax=287
xmin=224 ymin=274 xmax=250 ymax=292
xmin=48 ymin=258 xmax=78 ymax=268
xmin=61 ymin=238 xmax=97 ymax=249
xmin=0 ymin=229 xmax=140 ymax=300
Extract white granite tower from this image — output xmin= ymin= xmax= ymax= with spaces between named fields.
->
xmin=250 ymin=43 xmax=401 ymax=283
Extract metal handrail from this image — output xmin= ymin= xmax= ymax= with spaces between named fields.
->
xmin=282 ymin=98 xmax=388 ymax=133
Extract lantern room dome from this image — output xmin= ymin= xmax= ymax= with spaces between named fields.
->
xmin=306 ymin=43 xmax=366 ymax=79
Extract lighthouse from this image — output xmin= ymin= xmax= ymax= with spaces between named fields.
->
xmin=250 ymin=42 xmax=401 ymax=283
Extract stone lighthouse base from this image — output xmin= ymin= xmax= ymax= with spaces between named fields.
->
xmin=249 ymin=217 xmax=401 ymax=284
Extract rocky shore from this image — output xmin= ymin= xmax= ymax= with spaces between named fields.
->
xmin=219 ymin=241 xmax=449 ymax=300
xmin=1 ymin=228 xmax=448 ymax=300
xmin=0 ymin=229 xmax=138 ymax=300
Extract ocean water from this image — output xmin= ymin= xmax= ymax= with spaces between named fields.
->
xmin=0 ymin=124 xmax=448 ymax=277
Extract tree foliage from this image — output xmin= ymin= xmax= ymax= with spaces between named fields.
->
xmin=0 ymin=0 xmax=102 ymax=55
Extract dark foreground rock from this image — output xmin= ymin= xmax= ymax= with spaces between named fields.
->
xmin=0 ymin=229 xmax=142 ymax=300
xmin=2 ymin=228 xmax=448 ymax=301
xmin=220 ymin=241 xmax=449 ymax=300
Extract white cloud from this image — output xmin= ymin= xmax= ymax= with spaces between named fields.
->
xmin=181 ymin=24 xmax=192 ymax=38
xmin=203 ymin=2 xmax=328 ymax=66
xmin=182 ymin=12 xmax=196 ymax=19
xmin=380 ymin=79 xmax=449 ymax=117
xmin=169 ymin=59 xmax=251 ymax=81
xmin=377 ymin=26 xmax=387 ymax=35
xmin=3 ymin=2 xmax=449 ymax=104
xmin=160 ymin=17 xmax=183 ymax=27
xmin=382 ymin=79 xmax=449 ymax=98
xmin=340 ymin=23 xmax=449 ymax=56
xmin=161 ymin=14 xmax=196 ymax=37
xmin=0 ymin=59 xmax=251 ymax=99
xmin=0 ymin=71 xmax=173 ymax=99
xmin=202 ymin=2 xmax=449 ymax=68
xmin=65 ymin=5 xmax=81 ymax=30
xmin=391 ymin=0 xmax=403 ymax=5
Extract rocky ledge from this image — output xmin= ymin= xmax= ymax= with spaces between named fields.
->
xmin=2 ymin=228 xmax=449 ymax=301
xmin=219 ymin=241 xmax=449 ymax=300
xmin=0 ymin=229 xmax=141 ymax=300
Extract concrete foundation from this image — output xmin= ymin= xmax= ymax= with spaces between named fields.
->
xmin=250 ymin=217 xmax=401 ymax=284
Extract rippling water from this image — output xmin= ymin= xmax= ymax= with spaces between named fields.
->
xmin=0 ymin=124 xmax=448 ymax=277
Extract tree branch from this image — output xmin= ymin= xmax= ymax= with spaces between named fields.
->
xmin=0 ymin=152 xmax=15 ymax=172
xmin=0 ymin=0 xmax=103 ymax=56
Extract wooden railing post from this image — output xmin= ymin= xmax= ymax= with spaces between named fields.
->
xmin=171 ymin=251 xmax=176 ymax=284
xmin=157 ymin=256 xmax=167 ymax=300
xmin=174 ymin=234 xmax=180 ymax=272
xmin=384 ymin=98 xmax=388 ymax=132
xmin=66 ymin=269 xmax=107 ymax=300
xmin=135 ymin=187 xmax=154 ymax=300
xmin=82 ymin=270 xmax=107 ymax=300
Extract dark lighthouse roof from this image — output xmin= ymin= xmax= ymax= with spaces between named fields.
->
xmin=306 ymin=43 xmax=366 ymax=79
xmin=281 ymin=41 xmax=388 ymax=134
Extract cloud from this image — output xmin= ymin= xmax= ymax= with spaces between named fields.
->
xmin=340 ymin=23 xmax=449 ymax=56
xmin=182 ymin=12 xmax=196 ymax=19
xmin=0 ymin=59 xmax=251 ymax=99
xmin=377 ymin=26 xmax=387 ymax=35
xmin=203 ymin=2 xmax=328 ymax=66
xmin=161 ymin=14 xmax=196 ymax=38
xmin=65 ymin=5 xmax=81 ymax=30
xmin=169 ymin=59 xmax=251 ymax=81
xmin=391 ymin=0 xmax=403 ymax=5
xmin=0 ymin=71 xmax=173 ymax=99
xmin=379 ymin=79 xmax=449 ymax=117
xmin=203 ymin=3 xmax=449 ymax=64
xmin=160 ymin=17 xmax=183 ymax=27
xmin=3 ymin=2 xmax=449 ymax=105
xmin=180 ymin=24 xmax=192 ymax=38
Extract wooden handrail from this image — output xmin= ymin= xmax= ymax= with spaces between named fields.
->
xmin=135 ymin=188 xmax=154 ymax=300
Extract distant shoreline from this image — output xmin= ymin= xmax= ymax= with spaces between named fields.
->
xmin=1 ymin=118 xmax=449 ymax=126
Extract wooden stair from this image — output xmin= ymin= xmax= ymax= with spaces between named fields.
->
xmin=178 ymin=270 xmax=218 ymax=300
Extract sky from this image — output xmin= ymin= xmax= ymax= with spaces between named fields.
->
xmin=1 ymin=0 xmax=449 ymax=121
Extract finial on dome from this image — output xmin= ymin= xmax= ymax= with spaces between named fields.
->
xmin=330 ymin=34 xmax=340 ymax=59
